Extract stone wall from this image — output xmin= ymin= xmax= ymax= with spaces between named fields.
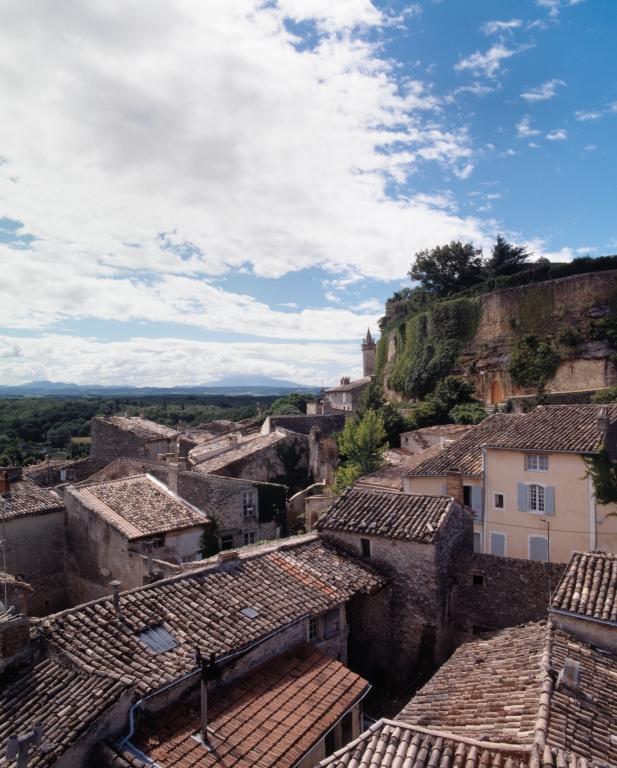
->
xmin=308 ymin=427 xmax=339 ymax=486
xmin=450 ymin=551 xmax=566 ymax=644
xmin=25 ymin=457 xmax=103 ymax=487
xmin=262 ymin=414 xmax=345 ymax=436
xmin=4 ymin=511 xmax=66 ymax=616
xmin=90 ymin=418 xmax=148 ymax=463
xmin=0 ymin=614 xmax=30 ymax=673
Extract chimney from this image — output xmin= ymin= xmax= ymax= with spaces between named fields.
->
xmin=0 ymin=472 xmax=10 ymax=495
xmin=597 ymin=406 xmax=610 ymax=435
xmin=6 ymin=722 xmax=44 ymax=767
xmin=139 ymin=410 xmax=145 ymax=419
xmin=514 ymin=402 xmax=524 ymax=414
xmin=218 ymin=551 xmax=240 ymax=572
xmin=557 ymin=658 xmax=580 ymax=692
xmin=195 ymin=648 xmax=216 ymax=749
xmin=147 ymin=542 xmax=154 ymax=576
xmin=445 ymin=468 xmax=464 ymax=503
xmin=110 ymin=580 xmax=121 ymax=611
xmin=226 ymin=434 xmax=238 ymax=449
xmin=0 ymin=612 xmax=30 ymax=674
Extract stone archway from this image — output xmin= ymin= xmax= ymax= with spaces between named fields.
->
xmin=491 ymin=379 xmax=503 ymax=404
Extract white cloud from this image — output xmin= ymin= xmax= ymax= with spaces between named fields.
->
xmin=583 ymin=145 xmax=596 ymax=151
xmin=280 ymin=302 xmax=297 ymax=308
xmin=0 ymin=334 xmax=365 ymax=387
xmin=576 ymin=246 xmax=595 ymax=253
xmin=0 ymin=0 xmax=492 ymax=338
xmin=516 ymin=116 xmax=541 ymax=138
xmin=576 ymin=102 xmax=617 ymax=121
xmin=546 ymin=129 xmax=568 ymax=140
xmin=535 ymin=0 xmax=560 ymax=16
xmin=481 ymin=19 xmax=522 ymax=35
xmin=451 ymin=82 xmax=498 ymax=98
xmin=521 ymin=79 xmax=565 ymax=102
xmin=529 ymin=142 xmax=540 ymax=148
xmin=455 ymin=44 xmax=532 ymax=79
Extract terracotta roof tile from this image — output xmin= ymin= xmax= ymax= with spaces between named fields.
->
xmin=481 ymin=405 xmax=617 ymax=453
xmin=316 ymin=486 xmax=462 ymax=543
xmin=130 ymin=643 xmax=369 ymax=768
xmin=93 ymin=415 xmax=179 ymax=441
xmin=550 ymin=551 xmax=617 ymax=622
xmin=404 ymin=414 xmax=525 ymax=477
xmin=357 ymin=445 xmax=445 ymax=491
xmin=73 ymin=474 xmax=207 ymax=539
xmin=191 ymin=432 xmax=287 ymax=475
xmin=0 ymin=480 xmax=64 ymax=521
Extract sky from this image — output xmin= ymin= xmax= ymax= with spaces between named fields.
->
xmin=0 ymin=0 xmax=615 ymax=387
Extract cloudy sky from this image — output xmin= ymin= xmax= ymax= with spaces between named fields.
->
xmin=1 ymin=0 xmax=615 ymax=387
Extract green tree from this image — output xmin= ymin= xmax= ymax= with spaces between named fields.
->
xmin=509 ymin=334 xmax=561 ymax=393
xmin=486 ymin=234 xmax=532 ymax=277
xmin=335 ymin=410 xmax=387 ymax=489
xmin=434 ymin=376 xmax=477 ymax=412
xmin=409 ymin=241 xmax=484 ymax=298
xmin=199 ymin=518 xmax=220 ymax=558
xmin=355 ymin=383 xmax=405 ymax=447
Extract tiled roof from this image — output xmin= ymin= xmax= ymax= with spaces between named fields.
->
xmin=73 ymin=474 xmax=207 ymax=539
xmin=399 ymin=622 xmax=546 ymax=742
xmin=357 ymin=445 xmax=445 ymax=491
xmin=401 ymin=424 xmax=475 ymax=440
xmin=398 ymin=621 xmax=617 ymax=766
xmin=130 ymin=643 xmax=369 ymax=767
xmin=550 ymin=551 xmax=617 ymax=621
xmin=480 ymin=404 xmax=617 ymax=453
xmin=36 ymin=537 xmax=387 ymax=697
xmin=0 ymin=657 xmax=129 ymax=768
xmin=324 ymin=376 xmax=373 ymax=393
xmin=320 ymin=721 xmax=532 ymax=768
xmin=316 ymin=487 xmax=461 ymax=544
xmin=404 ymin=414 xmax=525 ymax=477
xmin=93 ymin=415 xmax=179 ymax=441
xmin=1 ymin=479 xmax=64 ymax=521
xmin=191 ymin=431 xmax=287 ymax=474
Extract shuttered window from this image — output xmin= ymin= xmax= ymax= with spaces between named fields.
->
xmin=529 ymin=536 xmax=549 ymax=561
xmin=518 ymin=483 xmax=554 ymax=515
xmin=473 ymin=532 xmax=482 ymax=553
xmin=490 ymin=532 xmax=506 ymax=557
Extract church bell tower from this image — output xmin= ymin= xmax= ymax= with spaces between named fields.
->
xmin=362 ymin=328 xmax=377 ymax=378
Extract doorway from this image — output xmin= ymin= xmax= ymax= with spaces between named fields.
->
xmin=491 ymin=379 xmax=502 ymax=404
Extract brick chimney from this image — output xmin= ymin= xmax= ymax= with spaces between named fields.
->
xmin=0 ymin=612 xmax=30 ymax=673
xmin=445 ymin=468 xmax=464 ymax=503
xmin=0 ymin=472 xmax=10 ymax=495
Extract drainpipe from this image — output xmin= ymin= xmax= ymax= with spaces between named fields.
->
xmin=6 ymin=723 xmax=44 ymax=768
xmin=481 ymin=447 xmax=487 ymax=554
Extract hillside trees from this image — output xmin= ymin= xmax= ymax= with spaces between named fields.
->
xmin=334 ymin=410 xmax=387 ymax=490
xmin=487 ymin=234 xmax=532 ymax=277
xmin=409 ymin=240 xmax=484 ymax=299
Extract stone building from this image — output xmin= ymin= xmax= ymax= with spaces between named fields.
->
xmin=0 ymin=535 xmax=387 ymax=767
xmin=23 ymin=455 xmax=99 ymax=487
xmin=64 ymin=473 xmax=209 ymax=604
xmin=90 ymin=413 xmax=180 ymax=464
xmin=0 ymin=473 xmax=66 ymax=616
xmin=399 ymin=423 xmax=475 ymax=454
xmin=323 ymin=376 xmax=375 ymax=414
xmin=316 ymin=487 xmax=473 ymax=687
xmin=362 ymin=327 xmax=377 ymax=377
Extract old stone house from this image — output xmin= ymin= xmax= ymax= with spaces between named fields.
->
xmin=90 ymin=413 xmax=180 ymax=464
xmin=64 ymin=473 xmax=209 ymax=604
xmin=0 ymin=472 xmax=66 ymax=616
xmin=357 ymin=445 xmax=444 ymax=493
xmin=316 ymin=486 xmax=473 ymax=688
xmin=323 ymin=376 xmax=375 ymax=415
xmin=399 ymin=423 xmax=475 ymax=454
xmin=0 ymin=535 xmax=387 ymax=767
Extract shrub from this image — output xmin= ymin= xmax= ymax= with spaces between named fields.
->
xmin=509 ymin=334 xmax=561 ymax=391
xmin=450 ymin=402 xmax=486 ymax=424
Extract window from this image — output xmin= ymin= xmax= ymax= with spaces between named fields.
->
xmin=341 ymin=712 xmax=353 ymax=746
xmin=493 ymin=493 xmax=504 ymax=510
xmin=156 ymin=442 xmax=161 ymax=454
xmin=528 ymin=484 xmax=545 ymax=513
xmin=361 ymin=538 xmax=371 ymax=558
xmin=530 ymin=536 xmax=549 ymax=561
xmin=243 ymin=491 xmax=256 ymax=519
xmin=220 ymin=535 xmax=233 ymax=551
xmin=490 ymin=532 xmax=506 ymax=557
xmin=323 ymin=608 xmax=340 ymax=639
xmin=309 ymin=616 xmax=318 ymax=641
xmin=526 ymin=454 xmax=548 ymax=472
xmin=463 ymin=485 xmax=471 ymax=506
xmin=179 ymin=553 xmax=200 ymax=563
xmin=473 ymin=532 xmax=482 ymax=553
xmin=473 ymin=574 xmax=485 ymax=586
xmin=243 ymin=532 xmax=255 ymax=546
xmin=138 ymin=625 xmax=178 ymax=654
xmin=60 ymin=469 xmax=67 ymax=482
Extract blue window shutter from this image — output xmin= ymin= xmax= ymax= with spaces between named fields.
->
xmin=471 ymin=485 xmax=483 ymax=523
xmin=545 ymin=486 xmax=555 ymax=516
xmin=443 ymin=484 xmax=447 ymax=496
xmin=517 ymin=483 xmax=527 ymax=512
xmin=530 ymin=536 xmax=548 ymax=561
xmin=490 ymin=532 xmax=506 ymax=557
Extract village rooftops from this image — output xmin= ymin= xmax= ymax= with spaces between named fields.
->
xmin=403 ymin=413 xmax=525 ymax=478
xmin=398 ymin=620 xmax=617 ymax=766
xmin=190 ymin=430 xmax=290 ymax=474
xmin=400 ymin=423 xmax=475 ymax=448
xmin=479 ymin=404 xmax=617 ymax=454
xmin=320 ymin=721 xmax=534 ymax=768
xmin=70 ymin=473 xmax=207 ymax=539
xmin=550 ymin=551 xmax=617 ymax=622
xmin=324 ymin=376 xmax=374 ymax=393
xmin=92 ymin=414 xmax=180 ymax=441
xmin=357 ymin=445 xmax=445 ymax=492
xmin=0 ymin=478 xmax=64 ymax=521
xmin=316 ymin=487 xmax=466 ymax=544
xmin=124 ymin=643 xmax=369 ymax=768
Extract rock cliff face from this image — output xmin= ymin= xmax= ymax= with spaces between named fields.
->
xmin=380 ymin=270 xmax=617 ymax=404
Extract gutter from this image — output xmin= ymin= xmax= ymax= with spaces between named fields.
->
xmin=548 ymin=607 xmax=617 ymax=630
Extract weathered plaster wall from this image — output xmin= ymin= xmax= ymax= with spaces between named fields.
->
xmin=308 ymin=428 xmax=339 ymax=486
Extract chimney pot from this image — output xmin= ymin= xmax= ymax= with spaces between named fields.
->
xmin=514 ymin=402 xmax=524 ymax=414
xmin=110 ymin=580 xmax=121 ymax=611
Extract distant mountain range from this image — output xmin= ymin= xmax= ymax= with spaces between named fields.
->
xmin=0 ymin=378 xmax=320 ymax=397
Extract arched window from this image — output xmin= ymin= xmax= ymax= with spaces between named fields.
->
xmin=528 ymin=484 xmax=545 ymax=513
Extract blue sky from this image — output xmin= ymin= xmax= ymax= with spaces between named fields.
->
xmin=0 ymin=0 xmax=615 ymax=387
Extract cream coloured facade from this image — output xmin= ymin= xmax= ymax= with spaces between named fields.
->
xmin=483 ymin=447 xmax=617 ymax=563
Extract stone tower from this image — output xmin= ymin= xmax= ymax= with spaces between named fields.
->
xmin=362 ymin=328 xmax=377 ymax=378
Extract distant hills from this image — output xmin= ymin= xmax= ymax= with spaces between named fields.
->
xmin=0 ymin=378 xmax=320 ymax=397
